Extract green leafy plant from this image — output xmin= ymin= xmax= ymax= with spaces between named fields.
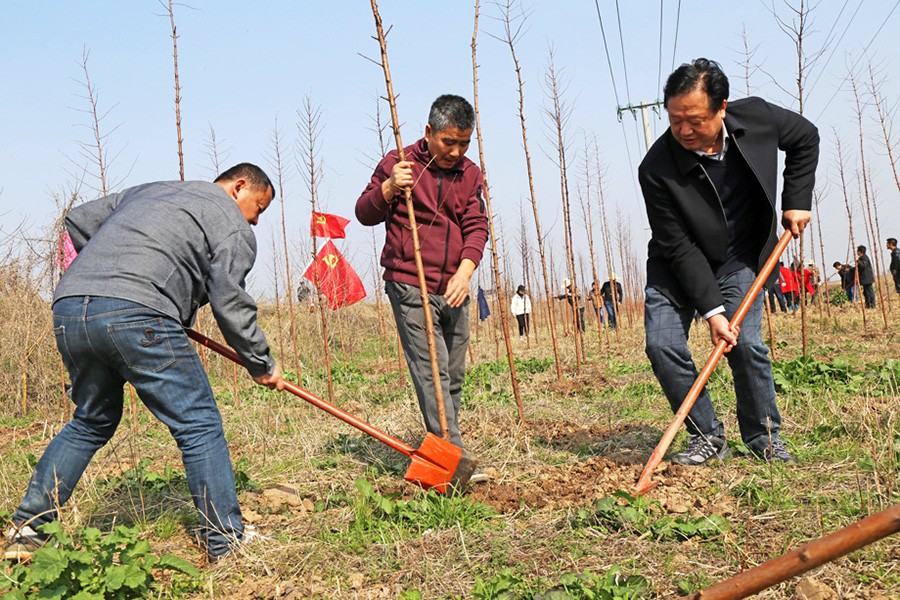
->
xmin=472 ymin=566 xmax=649 ymax=599
xmin=0 ymin=522 xmax=202 ymax=599
xmin=572 ymin=491 xmax=729 ymax=542
xmin=331 ymin=478 xmax=495 ymax=550
xmin=771 ymin=355 xmax=889 ymax=394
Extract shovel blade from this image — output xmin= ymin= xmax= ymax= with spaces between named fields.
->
xmin=403 ymin=433 xmax=473 ymax=494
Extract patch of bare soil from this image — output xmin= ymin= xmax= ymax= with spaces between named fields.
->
xmin=465 ymin=419 xmax=738 ymax=519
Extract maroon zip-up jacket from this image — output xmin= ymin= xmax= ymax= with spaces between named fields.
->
xmin=356 ymin=138 xmax=489 ymax=295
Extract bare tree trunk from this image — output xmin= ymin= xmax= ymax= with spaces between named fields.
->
xmin=813 ymin=192 xmax=831 ymax=317
xmin=271 ymin=239 xmax=285 ymax=364
xmin=495 ymin=0 xmax=563 ymax=379
xmin=471 ymin=0 xmax=524 ymax=422
xmin=799 ymin=233 xmax=808 ymax=356
xmin=164 ymin=0 xmax=208 ymax=372
xmin=269 ymin=119 xmax=300 ymax=374
xmin=849 ymin=70 xmax=888 ymax=329
xmin=863 ymin=164 xmax=889 ymax=325
xmin=868 ymin=62 xmax=899 ymax=310
xmin=370 ymin=0 xmax=450 ymax=438
xmin=76 ymin=49 xmax=109 ymax=196
xmin=593 ymin=140 xmax=617 ymax=343
xmin=545 ymin=45 xmax=582 ymax=369
xmin=835 ymin=134 xmax=867 ymax=330
xmin=166 ymin=0 xmax=185 ymax=181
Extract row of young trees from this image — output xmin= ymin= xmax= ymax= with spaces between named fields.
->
xmin=5 ymin=0 xmax=898 ymax=418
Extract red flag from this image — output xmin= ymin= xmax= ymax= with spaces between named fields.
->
xmin=303 ymin=240 xmax=366 ymax=309
xmin=310 ymin=211 xmax=350 ymax=239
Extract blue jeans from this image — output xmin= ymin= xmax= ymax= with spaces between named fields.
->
xmin=644 ymin=267 xmax=783 ymax=452
xmin=604 ymin=301 xmax=617 ymax=329
xmin=14 ymin=296 xmax=243 ymax=557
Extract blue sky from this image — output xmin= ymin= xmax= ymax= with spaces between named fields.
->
xmin=2 ymin=1 xmax=898 ymax=297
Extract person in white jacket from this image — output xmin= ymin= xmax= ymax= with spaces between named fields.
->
xmin=510 ymin=285 xmax=532 ymax=338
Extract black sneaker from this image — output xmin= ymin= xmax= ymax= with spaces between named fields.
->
xmin=670 ymin=434 xmax=731 ymax=466
xmin=752 ymin=438 xmax=797 ymax=463
xmin=4 ymin=525 xmax=46 ymax=562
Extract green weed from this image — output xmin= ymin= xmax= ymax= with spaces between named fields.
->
xmin=572 ymin=491 xmax=730 ymax=542
xmin=471 ymin=566 xmax=649 ymax=599
xmin=330 ymin=478 xmax=495 ymax=550
xmin=772 ymin=356 xmax=898 ymax=395
xmin=0 ymin=522 xmax=202 ymax=599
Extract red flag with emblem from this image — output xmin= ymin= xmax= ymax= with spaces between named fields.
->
xmin=310 ymin=211 xmax=350 ymax=239
xmin=303 ymin=240 xmax=366 ymax=309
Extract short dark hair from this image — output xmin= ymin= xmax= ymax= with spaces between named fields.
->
xmin=517 ymin=285 xmax=525 ymax=292
xmin=833 ymin=261 xmax=842 ymax=268
xmin=215 ymin=163 xmax=275 ymax=199
xmin=857 ymin=245 xmax=867 ymax=254
xmin=428 ymin=95 xmax=475 ymax=132
xmin=664 ymin=58 xmax=729 ymax=112
xmin=887 ymin=237 xmax=897 ymax=245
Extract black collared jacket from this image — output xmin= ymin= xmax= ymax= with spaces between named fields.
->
xmin=638 ymin=97 xmax=819 ymax=314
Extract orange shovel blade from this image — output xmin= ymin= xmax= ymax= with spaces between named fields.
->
xmin=403 ymin=433 xmax=474 ymax=493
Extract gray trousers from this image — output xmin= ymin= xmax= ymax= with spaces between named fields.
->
xmin=385 ymin=281 xmax=470 ymax=448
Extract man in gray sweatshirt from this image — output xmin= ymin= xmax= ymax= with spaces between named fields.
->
xmin=5 ymin=163 xmax=284 ymax=563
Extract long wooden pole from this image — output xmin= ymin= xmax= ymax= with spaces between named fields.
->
xmin=682 ymin=504 xmax=899 ymax=599
xmin=370 ymin=0 xmax=449 ymax=440
xmin=471 ymin=0 xmax=525 ymax=423
xmin=636 ymin=231 xmax=793 ymax=494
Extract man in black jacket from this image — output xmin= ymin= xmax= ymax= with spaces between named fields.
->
xmin=855 ymin=245 xmax=876 ymax=308
xmin=639 ymin=59 xmax=818 ymax=466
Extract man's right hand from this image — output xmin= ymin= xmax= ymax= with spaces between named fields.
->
xmin=253 ymin=363 xmax=286 ymax=391
xmin=381 ymin=161 xmax=414 ymax=201
xmin=707 ymin=313 xmax=739 ymax=352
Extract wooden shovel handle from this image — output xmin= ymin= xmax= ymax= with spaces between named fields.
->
xmin=635 ymin=230 xmax=794 ymax=493
xmin=185 ymin=328 xmax=417 ymax=457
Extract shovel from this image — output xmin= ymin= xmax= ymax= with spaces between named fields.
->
xmin=186 ymin=328 xmax=477 ymax=493
xmin=635 ymin=230 xmax=793 ymax=494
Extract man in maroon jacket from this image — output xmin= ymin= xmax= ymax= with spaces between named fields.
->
xmin=356 ymin=95 xmax=489 ymax=452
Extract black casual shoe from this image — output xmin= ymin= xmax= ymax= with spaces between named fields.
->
xmin=751 ymin=438 xmax=797 ymax=463
xmin=4 ymin=525 xmax=46 ymax=562
xmin=670 ymin=434 xmax=731 ymax=466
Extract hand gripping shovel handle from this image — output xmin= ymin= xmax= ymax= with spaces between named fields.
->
xmin=185 ymin=329 xmax=418 ymax=457
xmin=635 ymin=230 xmax=793 ymax=494
xmin=185 ymin=328 xmax=470 ymax=493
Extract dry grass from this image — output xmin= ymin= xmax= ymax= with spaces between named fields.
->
xmin=1 ymin=265 xmax=898 ymax=598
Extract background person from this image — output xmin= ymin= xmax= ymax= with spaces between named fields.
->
xmin=587 ymin=280 xmax=606 ymax=325
xmin=557 ymin=278 xmax=585 ymax=333
xmin=601 ymin=274 xmax=624 ymax=329
xmin=833 ymin=261 xmax=856 ymax=302
xmin=888 ymin=237 xmax=900 ymax=294
xmin=855 ymin=245 xmax=876 ymax=308
xmin=510 ymin=284 xmax=532 ymax=339
xmin=639 ymin=58 xmax=818 ymax=466
xmin=5 ymin=163 xmax=285 ymax=563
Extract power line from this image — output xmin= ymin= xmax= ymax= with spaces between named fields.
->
xmin=593 ymin=0 xmax=622 ymax=105
xmin=806 ymin=0 xmax=860 ymax=99
xmin=614 ymin=0 xmax=633 ymax=101
xmin=656 ymin=0 xmax=664 ymax=99
xmin=670 ymin=0 xmax=682 ymax=73
xmin=813 ymin=0 xmax=900 ymax=122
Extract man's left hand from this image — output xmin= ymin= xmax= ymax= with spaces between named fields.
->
xmin=782 ymin=209 xmax=811 ymax=238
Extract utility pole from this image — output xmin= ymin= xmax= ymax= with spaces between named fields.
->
xmin=617 ymin=100 xmax=664 ymax=151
